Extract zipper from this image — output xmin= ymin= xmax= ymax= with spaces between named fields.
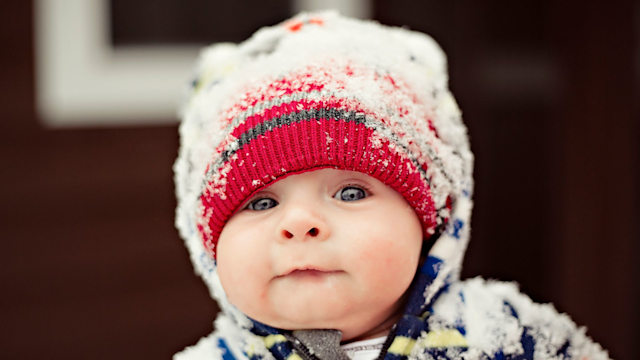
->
xmin=285 ymin=333 xmax=320 ymax=360
xmin=285 ymin=327 xmax=396 ymax=360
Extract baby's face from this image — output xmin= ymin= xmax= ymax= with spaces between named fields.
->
xmin=216 ymin=168 xmax=423 ymax=340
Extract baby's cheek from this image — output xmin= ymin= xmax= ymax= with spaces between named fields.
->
xmin=366 ymin=241 xmax=419 ymax=286
xmin=221 ymin=263 xmax=269 ymax=318
xmin=218 ymin=251 xmax=251 ymax=299
xmin=358 ymin=246 xmax=402 ymax=279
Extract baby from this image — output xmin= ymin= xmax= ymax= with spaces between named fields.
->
xmin=174 ymin=12 xmax=609 ymax=360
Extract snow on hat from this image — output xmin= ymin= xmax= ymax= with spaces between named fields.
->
xmin=174 ymin=11 xmax=472 ymax=261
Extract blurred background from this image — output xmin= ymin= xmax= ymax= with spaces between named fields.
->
xmin=1 ymin=0 xmax=638 ymax=358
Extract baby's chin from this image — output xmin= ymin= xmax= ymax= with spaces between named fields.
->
xmin=264 ymin=295 xmax=355 ymax=328
xmin=246 ymin=296 xmax=398 ymax=341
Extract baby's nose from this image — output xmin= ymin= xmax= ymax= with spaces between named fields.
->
xmin=277 ymin=207 xmax=329 ymax=241
xmin=281 ymin=226 xmax=320 ymax=239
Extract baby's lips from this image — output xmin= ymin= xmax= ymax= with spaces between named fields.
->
xmin=276 ymin=265 xmax=342 ymax=278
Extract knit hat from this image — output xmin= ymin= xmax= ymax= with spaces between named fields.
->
xmin=174 ymin=12 xmax=472 ymax=261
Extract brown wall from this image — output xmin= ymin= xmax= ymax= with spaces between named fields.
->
xmin=1 ymin=1 xmax=637 ymax=359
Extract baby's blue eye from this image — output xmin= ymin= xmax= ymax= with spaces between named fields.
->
xmin=247 ymin=197 xmax=278 ymax=211
xmin=335 ymin=186 xmax=367 ymax=202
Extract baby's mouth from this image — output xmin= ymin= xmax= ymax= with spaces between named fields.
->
xmin=277 ymin=267 xmax=343 ymax=279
